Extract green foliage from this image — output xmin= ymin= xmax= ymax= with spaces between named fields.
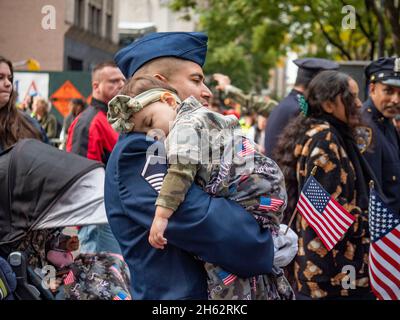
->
xmin=169 ymin=0 xmax=398 ymax=91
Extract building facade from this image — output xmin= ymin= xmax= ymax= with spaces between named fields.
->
xmin=118 ymin=0 xmax=197 ymax=46
xmin=0 ymin=0 xmax=120 ymax=71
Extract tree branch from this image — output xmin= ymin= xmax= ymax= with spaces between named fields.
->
xmin=364 ymin=0 xmax=376 ymax=60
xmin=308 ymin=2 xmax=353 ymax=59
xmin=384 ymin=0 xmax=400 ymax=55
xmin=366 ymin=0 xmax=388 ymax=56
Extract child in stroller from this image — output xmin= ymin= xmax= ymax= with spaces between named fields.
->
xmin=0 ymin=139 xmax=131 ymax=300
xmin=16 ymin=228 xmax=131 ymax=300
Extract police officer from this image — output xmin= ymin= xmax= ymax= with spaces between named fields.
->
xmin=264 ymin=58 xmax=339 ymax=158
xmin=362 ymin=57 xmax=400 ymax=213
xmin=394 ymin=113 xmax=400 ymax=134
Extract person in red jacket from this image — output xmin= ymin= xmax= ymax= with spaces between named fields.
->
xmin=67 ymin=61 xmax=125 ymax=255
xmin=67 ymin=61 xmax=125 ymax=164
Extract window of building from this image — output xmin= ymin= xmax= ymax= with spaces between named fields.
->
xmin=106 ymin=14 xmax=112 ymax=40
xmin=106 ymin=0 xmax=113 ymax=13
xmin=96 ymin=8 xmax=102 ymax=35
xmin=67 ymin=57 xmax=83 ymax=71
xmin=88 ymin=4 xmax=102 ymax=35
xmin=74 ymin=0 xmax=85 ymax=28
xmin=88 ymin=5 xmax=94 ymax=33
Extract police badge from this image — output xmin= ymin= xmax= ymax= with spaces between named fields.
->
xmin=354 ymin=126 xmax=372 ymax=154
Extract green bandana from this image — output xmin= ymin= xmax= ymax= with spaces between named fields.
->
xmin=107 ymin=88 xmax=181 ymax=133
xmin=298 ymin=94 xmax=310 ymax=117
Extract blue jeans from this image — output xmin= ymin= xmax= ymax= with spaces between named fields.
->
xmin=78 ymin=224 xmax=122 ymax=255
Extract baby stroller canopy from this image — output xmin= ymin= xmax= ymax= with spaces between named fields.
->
xmin=0 ymin=139 xmax=106 ymax=247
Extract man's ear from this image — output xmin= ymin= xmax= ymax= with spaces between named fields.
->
xmin=160 ymin=92 xmax=177 ymax=108
xmin=92 ymin=80 xmax=100 ymax=93
xmin=369 ymin=82 xmax=376 ymax=96
xmin=321 ymin=100 xmax=334 ymax=114
xmin=153 ymin=73 xmax=167 ymax=82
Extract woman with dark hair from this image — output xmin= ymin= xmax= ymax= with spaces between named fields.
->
xmin=274 ymin=70 xmax=376 ymax=300
xmin=0 ymin=56 xmax=45 ymax=152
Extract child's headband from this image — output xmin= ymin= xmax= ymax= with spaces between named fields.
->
xmin=107 ymin=88 xmax=181 ymax=133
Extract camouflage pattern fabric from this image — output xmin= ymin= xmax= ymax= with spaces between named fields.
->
xmin=16 ymin=229 xmax=131 ymax=300
xmin=107 ymin=95 xmax=138 ymax=133
xmin=17 ymin=229 xmax=53 ymax=269
xmin=206 ymin=263 xmax=295 ymax=300
xmin=160 ymin=96 xmax=287 ymax=230
xmin=62 ymin=253 xmax=131 ymax=300
xmin=223 ymin=84 xmax=278 ymax=117
xmin=107 ymin=89 xmax=181 ymax=133
xmin=158 ymin=96 xmax=293 ymax=300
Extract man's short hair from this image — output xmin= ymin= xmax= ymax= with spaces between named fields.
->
xmin=92 ymin=61 xmax=118 ymax=81
xmin=133 ymin=57 xmax=187 ymax=80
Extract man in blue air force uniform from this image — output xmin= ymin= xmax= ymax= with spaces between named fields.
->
xmin=104 ymin=32 xmax=298 ymax=299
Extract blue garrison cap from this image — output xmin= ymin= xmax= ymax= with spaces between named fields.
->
xmin=293 ymin=58 xmax=339 ymax=71
xmin=365 ymin=57 xmax=400 ymax=88
xmin=115 ymin=32 xmax=208 ymax=79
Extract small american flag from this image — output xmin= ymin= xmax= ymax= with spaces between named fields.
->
xmin=217 ymin=269 xmax=237 ymax=286
xmin=63 ymin=270 xmax=75 ymax=285
xmin=296 ymin=176 xmax=355 ymax=251
xmin=113 ymin=291 xmax=131 ymax=300
xmin=368 ymin=188 xmax=400 ymax=300
xmin=236 ymin=137 xmax=255 ymax=157
xmin=258 ymin=196 xmax=284 ymax=212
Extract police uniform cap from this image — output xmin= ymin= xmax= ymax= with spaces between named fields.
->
xmin=115 ymin=32 xmax=208 ymax=79
xmin=293 ymin=58 xmax=339 ymax=71
xmin=365 ymin=57 xmax=400 ymax=88
xmin=293 ymin=58 xmax=339 ymax=83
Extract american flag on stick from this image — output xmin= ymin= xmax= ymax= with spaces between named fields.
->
xmin=368 ymin=185 xmax=400 ymax=300
xmin=296 ymin=175 xmax=355 ymax=251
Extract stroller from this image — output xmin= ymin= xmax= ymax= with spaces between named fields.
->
xmin=0 ymin=139 xmax=131 ymax=300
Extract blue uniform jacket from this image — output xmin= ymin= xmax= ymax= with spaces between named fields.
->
xmin=362 ymin=98 xmax=400 ymax=213
xmin=104 ymin=133 xmax=274 ymax=300
xmin=264 ymin=89 xmax=302 ymax=158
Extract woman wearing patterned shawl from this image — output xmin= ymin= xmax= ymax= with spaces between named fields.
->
xmin=274 ymin=70 xmax=377 ymax=300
